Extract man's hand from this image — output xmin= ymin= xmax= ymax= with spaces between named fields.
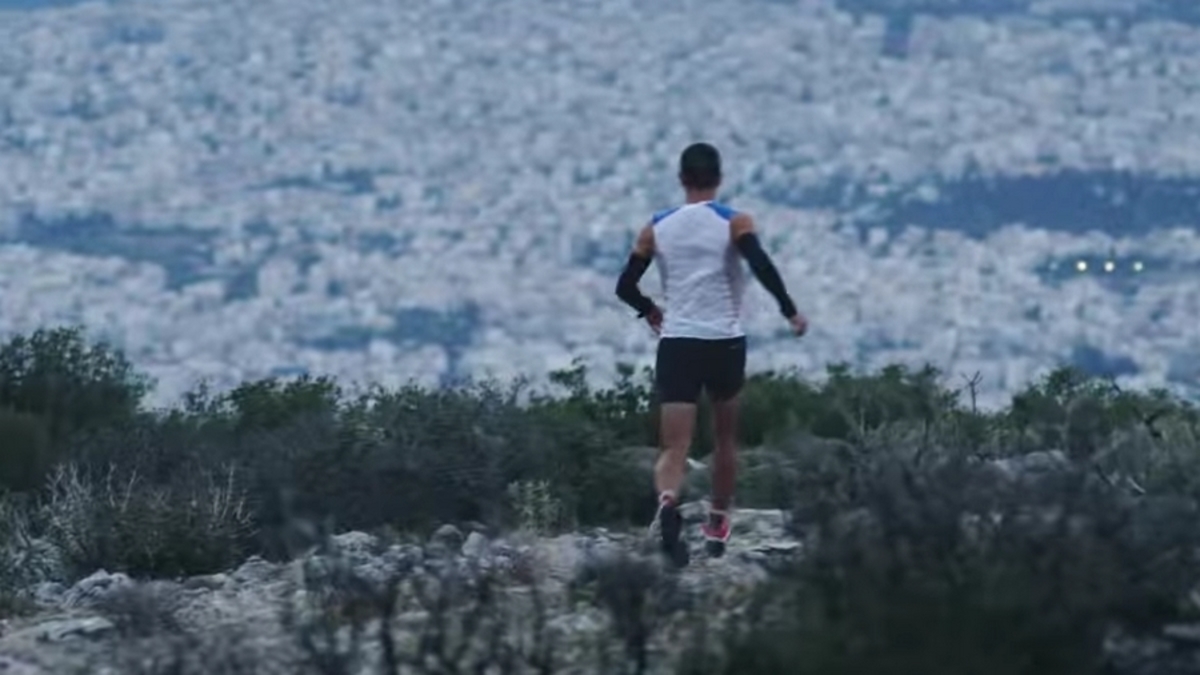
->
xmin=644 ymin=306 xmax=663 ymax=335
xmin=788 ymin=312 xmax=808 ymax=337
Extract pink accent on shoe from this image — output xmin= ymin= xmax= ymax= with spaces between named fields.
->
xmin=702 ymin=511 xmax=731 ymax=543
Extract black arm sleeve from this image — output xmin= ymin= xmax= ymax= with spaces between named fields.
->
xmin=615 ymin=253 xmax=658 ymax=317
xmin=735 ymin=232 xmax=798 ymax=318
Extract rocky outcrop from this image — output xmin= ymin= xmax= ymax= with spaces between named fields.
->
xmin=0 ymin=507 xmax=799 ymax=675
xmin=4 ymin=449 xmax=1200 ymax=674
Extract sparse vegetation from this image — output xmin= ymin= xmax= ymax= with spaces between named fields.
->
xmin=2 ymin=325 xmax=1200 ymax=674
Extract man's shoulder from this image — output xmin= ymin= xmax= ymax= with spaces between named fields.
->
xmin=704 ymin=202 xmax=740 ymax=221
xmin=651 ymin=202 xmax=748 ymax=225
xmin=651 ymin=206 xmax=681 ymax=225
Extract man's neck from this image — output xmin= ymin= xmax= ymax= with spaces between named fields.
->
xmin=684 ymin=189 xmax=718 ymax=204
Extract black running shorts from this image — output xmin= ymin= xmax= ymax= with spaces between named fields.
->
xmin=655 ymin=336 xmax=747 ymax=404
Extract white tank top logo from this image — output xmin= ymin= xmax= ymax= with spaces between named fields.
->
xmin=652 ymin=201 xmax=747 ymax=340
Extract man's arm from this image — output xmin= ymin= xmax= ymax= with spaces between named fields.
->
xmin=730 ymin=213 xmax=798 ymax=318
xmin=615 ymin=224 xmax=659 ymax=317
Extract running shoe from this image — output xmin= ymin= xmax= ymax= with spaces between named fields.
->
xmin=649 ymin=494 xmax=690 ymax=568
xmin=702 ymin=510 xmax=731 ymax=558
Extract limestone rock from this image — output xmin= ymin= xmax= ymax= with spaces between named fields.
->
xmin=61 ymin=571 xmax=133 ymax=609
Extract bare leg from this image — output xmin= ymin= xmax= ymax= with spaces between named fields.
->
xmin=652 ymin=401 xmax=696 ymax=568
xmin=700 ymin=393 xmax=739 ymax=558
xmin=655 ymin=402 xmax=697 ymax=500
xmin=709 ymin=394 xmax=739 ymax=512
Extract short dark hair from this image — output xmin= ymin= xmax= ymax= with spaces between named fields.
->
xmin=679 ymin=142 xmax=722 ymax=190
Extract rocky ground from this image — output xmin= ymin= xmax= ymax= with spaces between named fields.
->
xmin=0 ymin=504 xmax=799 ymax=675
xmin=7 ymin=452 xmax=1200 ymax=673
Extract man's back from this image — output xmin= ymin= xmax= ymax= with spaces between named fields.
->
xmin=652 ymin=201 xmax=747 ymax=340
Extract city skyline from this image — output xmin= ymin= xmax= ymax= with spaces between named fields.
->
xmin=1 ymin=0 xmax=1198 ymax=410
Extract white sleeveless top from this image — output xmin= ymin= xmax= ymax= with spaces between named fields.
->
xmin=651 ymin=201 xmax=747 ymax=340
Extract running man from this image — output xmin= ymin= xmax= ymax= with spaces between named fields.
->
xmin=615 ymin=142 xmax=807 ymax=567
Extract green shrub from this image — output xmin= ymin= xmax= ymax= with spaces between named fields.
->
xmin=303 ymin=382 xmax=523 ymax=531
xmin=1004 ymin=366 xmax=1191 ymax=458
xmin=692 ymin=434 xmax=1200 ymax=675
xmin=41 ymin=462 xmax=256 ymax=579
xmin=213 ymin=374 xmax=342 ymax=433
xmin=506 ymin=479 xmax=568 ymax=535
xmin=4 ymin=326 xmax=1198 ymax=590
xmin=0 ymin=494 xmax=41 ymax=617
xmin=0 ymin=407 xmax=53 ymax=494
xmin=0 ymin=326 xmax=149 ymax=444
xmin=736 ymin=369 xmax=823 ymax=447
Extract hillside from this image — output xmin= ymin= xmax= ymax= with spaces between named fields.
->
xmin=3 ymin=327 xmax=1200 ymax=673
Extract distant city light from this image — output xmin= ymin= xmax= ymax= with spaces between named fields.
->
xmin=1056 ymin=258 xmax=1149 ymax=276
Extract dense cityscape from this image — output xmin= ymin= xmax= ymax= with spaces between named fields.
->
xmin=2 ymin=0 xmax=1199 ymax=409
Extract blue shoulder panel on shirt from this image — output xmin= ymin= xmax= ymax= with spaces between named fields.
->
xmin=706 ymin=202 xmax=737 ymax=220
xmin=651 ymin=207 xmax=681 ymax=225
